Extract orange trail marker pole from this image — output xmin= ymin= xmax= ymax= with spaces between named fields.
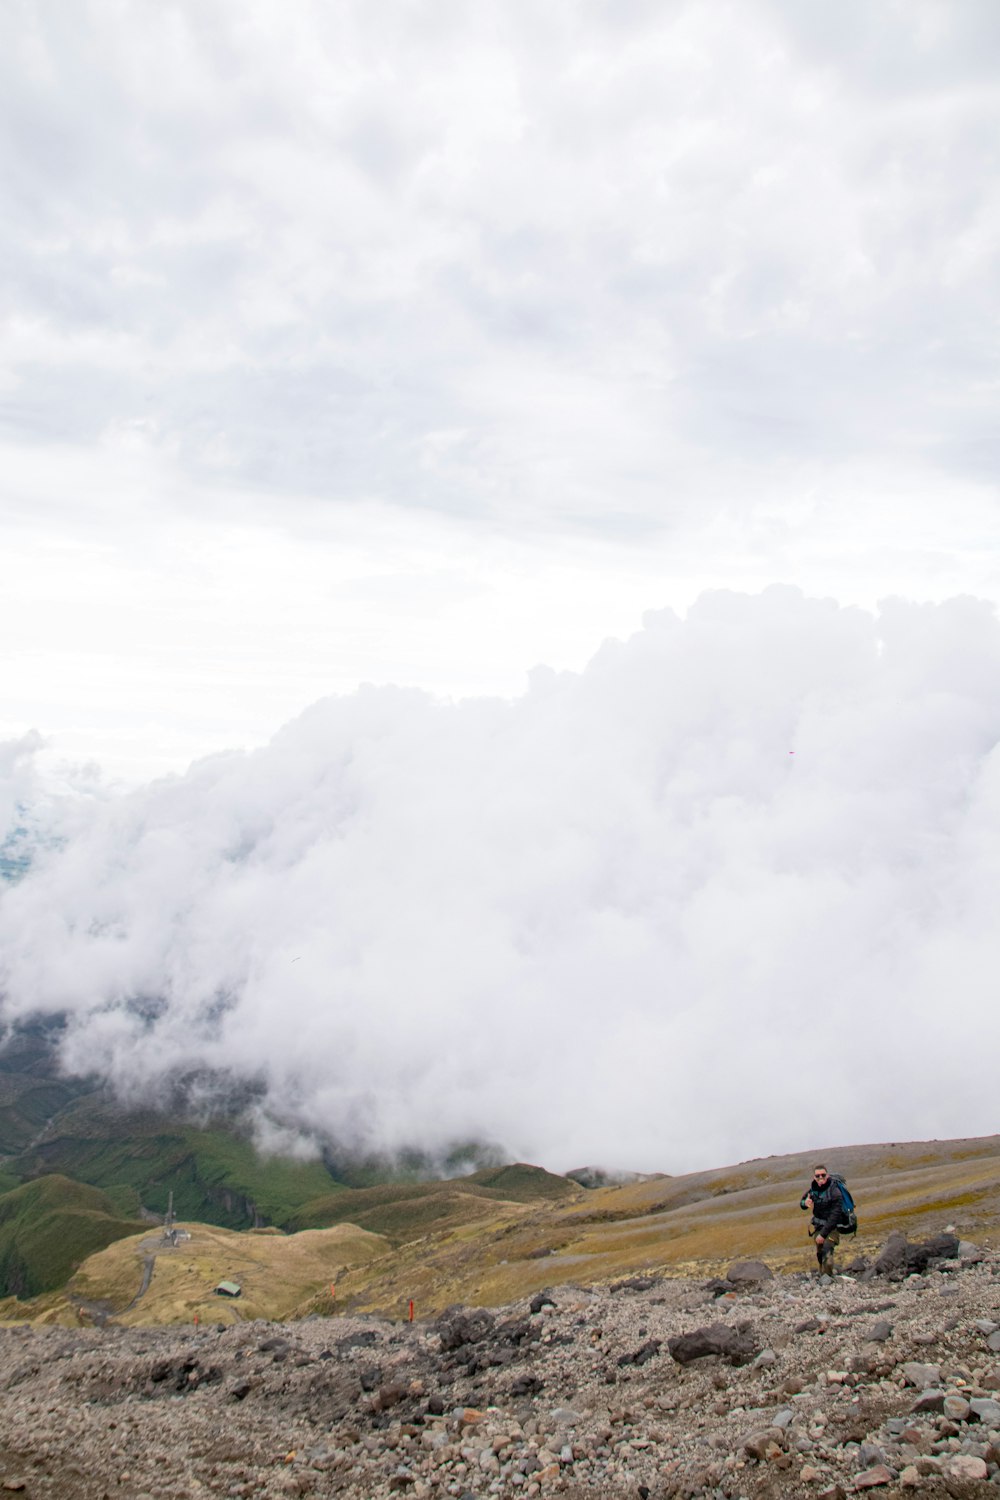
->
xmin=408 ymin=1300 xmax=414 ymax=1323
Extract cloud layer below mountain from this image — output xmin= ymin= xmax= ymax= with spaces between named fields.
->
xmin=2 ymin=588 xmax=999 ymax=1172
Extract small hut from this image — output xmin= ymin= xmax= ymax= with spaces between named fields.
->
xmin=214 ymin=1280 xmax=242 ymax=1298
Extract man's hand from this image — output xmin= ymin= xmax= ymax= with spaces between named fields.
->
xmin=804 ymin=1195 xmax=814 ymax=1212
xmin=815 ymin=1234 xmax=825 ymax=1246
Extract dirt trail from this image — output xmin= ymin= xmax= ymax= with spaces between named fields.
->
xmin=70 ymin=1248 xmax=157 ymax=1326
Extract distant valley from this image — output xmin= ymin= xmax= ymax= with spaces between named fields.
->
xmin=1 ymin=1022 xmax=999 ymax=1328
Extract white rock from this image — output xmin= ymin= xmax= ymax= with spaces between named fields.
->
xmin=946 ymin=1453 xmax=988 ymax=1480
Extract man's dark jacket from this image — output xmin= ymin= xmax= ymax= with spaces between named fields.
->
xmin=800 ymin=1176 xmax=850 ymax=1238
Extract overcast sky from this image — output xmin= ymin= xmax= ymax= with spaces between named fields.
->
xmin=2 ymin=2 xmax=1000 ymax=1172
xmin=2 ymin=0 xmax=999 ymax=780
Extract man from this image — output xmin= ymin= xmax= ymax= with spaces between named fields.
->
xmin=800 ymin=1164 xmax=851 ymax=1275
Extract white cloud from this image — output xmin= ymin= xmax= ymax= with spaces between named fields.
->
xmin=3 ymin=589 xmax=999 ymax=1172
xmin=2 ymin=1 xmax=999 ymax=777
xmin=2 ymin=5 xmax=999 ymax=1170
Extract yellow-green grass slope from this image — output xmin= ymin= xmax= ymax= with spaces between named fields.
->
xmin=318 ymin=1135 xmax=1000 ymax=1319
xmin=288 ymin=1163 xmax=577 ymax=1243
xmin=5 ymin=1136 xmax=999 ymax=1327
xmin=0 ymin=1219 xmax=390 ymax=1328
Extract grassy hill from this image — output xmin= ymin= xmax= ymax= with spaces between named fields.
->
xmin=4 ymin=1133 xmax=999 ymax=1329
xmin=0 ymin=1023 xmax=349 ymax=1229
xmin=289 ymin=1163 xmax=578 ymax=1241
xmin=290 ymin=1134 xmax=1000 ymax=1319
xmin=11 ymin=1095 xmax=345 ymax=1227
xmin=0 ymin=1217 xmax=391 ymax=1328
xmin=0 ymin=1175 xmax=142 ymax=1298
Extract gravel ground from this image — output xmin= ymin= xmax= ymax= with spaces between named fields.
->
xmin=2 ymin=1242 xmax=1000 ymax=1499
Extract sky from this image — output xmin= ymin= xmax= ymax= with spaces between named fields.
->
xmin=1 ymin=1 xmax=1000 ymax=1172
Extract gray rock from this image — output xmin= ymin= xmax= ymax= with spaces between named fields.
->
xmin=942 ymin=1394 xmax=970 ymax=1422
xmin=868 ymin=1320 xmax=892 ymax=1342
xmin=549 ymin=1408 xmax=583 ymax=1425
xmin=900 ymin=1361 xmax=941 ymax=1388
xmin=726 ymin=1260 xmax=774 ymax=1286
xmin=987 ymin=1330 xmax=1000 ymax=1353
xmin=743 ymin=1427 xmax=785 ymax=1460
xmin=858 ymin=1441 xmax=886 ymax=1468
xmin=772 ymin=1408 xmax=795 ymax=1429
xmin=910 ymin=1388 xmax=946 ymax=1413
xmin=609 ymin=1275 xmax=659 ymax=1293
xmin=969 ymin=1397 xmax=1000 ymax=1425
xmin=973 ymin=1319 xmax=998 ymax=1336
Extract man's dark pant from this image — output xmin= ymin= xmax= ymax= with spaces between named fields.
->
xmin=816 ymin=1227 xmax=840 ymax=1271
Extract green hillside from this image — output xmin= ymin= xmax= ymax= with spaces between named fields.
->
xmin=0 ymin=1023 xmax=94 ymax=1155
xmin=463 ymin=1162 xmax=578 ymax=1200
xmin=0 ymin=1024 xmax=566 ymax=1246
xmin=0 ymin=1174 xmax=142 ymax=1298
xmin=11 ymin=1097 xmax=344 ymax=1229
xmin=289 ymin=1163 xmax=578 ymax=1242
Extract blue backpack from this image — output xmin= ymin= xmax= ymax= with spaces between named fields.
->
xmin=830 ymin=1174 xmax=858 ymax=1234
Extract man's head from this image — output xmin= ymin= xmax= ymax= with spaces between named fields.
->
xmin=813 ymin=1165 xmax=830 ymax=1185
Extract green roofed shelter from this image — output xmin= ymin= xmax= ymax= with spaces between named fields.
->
xmin=214 ymin=1280 xmax=242 ymax=1297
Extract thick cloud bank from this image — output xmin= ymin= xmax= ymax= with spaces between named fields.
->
xmin=2 ymin=588 xmax=999 ymax=1172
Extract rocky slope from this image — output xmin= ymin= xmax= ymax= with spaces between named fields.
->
xmin=1 ymin=1234 xmax=1000 ymax=1499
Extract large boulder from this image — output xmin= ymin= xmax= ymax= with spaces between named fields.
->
xmin=872 ymin=1231 xmax=908 ymax=1278
xmin=436 ymin=1308 xmax=495 ymax=1351
xmin=667 ymin=1320 xmax=760 ymax=1366
xmin=726 ymin=1259 xmax=774 ymax=1286
xmin=872 ymin=1230 xmax=959 ymax=1279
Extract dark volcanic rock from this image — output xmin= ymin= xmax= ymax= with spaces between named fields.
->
xmin=616 ymin=1338 xmax=661 ymax=1367
xmin=667 ymin=1320 xmax=759 ymax=1366
xmin=873 ymin=1230 xmax=960 ymax=1278
xmin=529 ymin=1292 xmax=555 ymax=1313
xmin=337 ymin=1330 xmax=378 ymax=1352
xmin=905 ymin=1231 xmax=960 ymax=1270
xmin=436 ymin=1309 xmax=495 ymax=1351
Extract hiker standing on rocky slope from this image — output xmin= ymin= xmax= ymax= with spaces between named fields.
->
xmin=800 ymin=1163 xmax=855 ymax=1275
